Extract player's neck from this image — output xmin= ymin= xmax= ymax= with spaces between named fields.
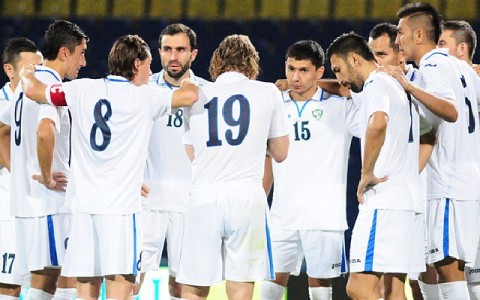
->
xmin=8 ymin=81 xmax=16 ymax=93
xmin=415 ymin=43 xmax=437 ymax=66
xmin=290 ymin=86 xmax=318 ymax=102
xmin=164 ymin=71 xmax=191 ymax=87
xmin=43 ymin=60 xmax=65 ymax=80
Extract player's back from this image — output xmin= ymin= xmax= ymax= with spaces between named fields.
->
xmin=188 ymin=72 xmax=287 ymax=185
xmin=61 ymin=75 xmax=172 ymax=215
xmin=419 ymin=50 xmax=480 ymax=200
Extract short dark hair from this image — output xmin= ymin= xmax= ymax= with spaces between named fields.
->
xmin=369 ymin=23 xmax=399 ymax=52
xmin=327 ymin=32 xmax=376 ymax=62
xmin=158 ymin=23 xmax=197 ymax=50
xmin=285 ymin=40 xmax=325 ymax=68
xmin=43 ymin=20 xmax=88 ymax=61
xmin=2 ymin=37 xmax=39 ymax=67
xmin=443 ymin=20 xmax=477 ymax=60
xmin=397 ymin=2 xmax=442 ymax=44
xmin=108 ymin=35 xmax=151 ymax=80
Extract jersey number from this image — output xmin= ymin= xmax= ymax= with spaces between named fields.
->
xmin=13 ymin=92 xmax=23 ymax=146
xmin=407 ymin=93 xmax=414 ymax=143
xmin=166 ymin=109 xmax=184 ymax=128
xmin=90 ymin=99 xmax=112 ymax=151
xmin=1 ymin=253 xmax=15 ymax=274
xmin=461 ymin=75 xmax=476 ymax=134
xmin=293 ymin=121 xmax=310 ymax=141
xmin=204 ymin=95 xmax=250 ymax=147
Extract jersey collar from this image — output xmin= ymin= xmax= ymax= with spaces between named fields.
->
xmin=215 ymin=71 xmax=248 ymax=83
xmin=153 ymin=69 xmax=198 ymax=89
xmin=282 ymin=87 xmax=324 ymax=103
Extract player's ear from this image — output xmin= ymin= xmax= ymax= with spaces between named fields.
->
xmin=3 ymin=64 xmax=13 ymax=80
xmin=316 ymin=66 xmax=325 ymax=80
xmin=133 ymin=58 xmax=141 ymax=72
xmin=350 ymin=53 xmax=361 ymax=67
xmin=191 ymin=49 xmax=198 ymax=62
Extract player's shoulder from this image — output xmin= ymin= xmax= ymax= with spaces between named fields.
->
xmin=420 ymin=48 xmax=451 ymax=68
xmin=34 ymin=66 xmax=62 ymax=83
xmin=0 ymin=83 xmax=13 ymax=101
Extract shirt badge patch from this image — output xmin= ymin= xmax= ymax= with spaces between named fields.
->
xmin=312 ymin=109 xmax=323 ymax=120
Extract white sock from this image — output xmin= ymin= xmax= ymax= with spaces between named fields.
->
xmin=52 ymin=288 xmax=76 ymax=300
xmin=439 ymin=281 xmax=469 ymax=299
xmin=308 ymin=286 xmax=332 ymax=300
xmin=260 ymin=281 xmax=285 ymax=300
xmin=0 ymin=295 xmax=19 ymax=300
xmin=419 ymin=280 xmax=441 ymax=300
xmin=25 ymin=288 xmax=54 ymax=300
xmin=468 ymin=282 xmax=480 ymax=300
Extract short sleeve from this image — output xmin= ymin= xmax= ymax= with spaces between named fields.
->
xmin=420 ymin=56 xmax=456 ymax=100
xmin=363 ymin=75 xmax=390 ymax=119
xmin=141 ymin=86 xmax=172 ymax=121
xmin=0 ymin=101 xmax=11 ymax=126
xmin=38 ymin=105 xmax=61 ymax=134
xmin=268 ymin=86 xmax=289 ymax=139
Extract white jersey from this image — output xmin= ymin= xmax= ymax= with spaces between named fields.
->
xmin=269 ymin=88 xmax=354 ymax=231
xmin=5 ymin=67 xmax=62 ymax=217
xmin=418 ymin=49 xmax=480 ymax=200
xmin=359 ymin=71 xmax=418 ymax=211
xmin=0 ymin=83 xmax=13 ymax=220
xmin=143 ymin=70 xmax=209 ymax=212
xmin=53 ymin=75 xmax=173 ymax=215
xmin=185 ymin=71 xmax=289 ymax=186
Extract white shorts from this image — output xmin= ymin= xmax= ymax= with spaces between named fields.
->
xmin=141 ymin=209 xmax=184 ymax=276
xmin=425 ymin=198 xmax=480 ymax=266
xmin=62 ymin=212 xmax=141 ymax=277
xmin=0 ymin=219 xmax=28 ymax=285
xmin=466 ymin=240 xmax=480 ymax=283
xmin=408 ymin=212 xmax=427 ymax=279
xmin=270 ymin=229 xmax=346 ymax=278
xmin=349 ymin=207 xmax=415 ymax=274
xmin=176 ymin=184 xmax=274 ymax=286
xmin=15 ymin=213 xmax=71 ymax=274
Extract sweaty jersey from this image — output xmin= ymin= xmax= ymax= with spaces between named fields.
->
xmin=269 ymin=88 xmax=354 ymax=231
xmin=0 ymin=83 xmax=13 ymax=219
xmin=48 ymin=75 xmax=173 ymax=215
xmin=185 ymin=71 xmax=289 ymax=186
xmin=418 ymin=49 xmax=480 ymax=200
xmin=1 ymin=67 xmax=62 ymax=217
xmin=143 ymin=70 xmax=209 ymax=212
xmin=359 ymin=71 xmax=418 ymax=211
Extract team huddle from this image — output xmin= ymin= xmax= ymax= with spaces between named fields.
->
xmin=0 ymin=1 xmax=479 ymax=300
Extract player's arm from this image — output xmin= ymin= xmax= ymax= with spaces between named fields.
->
xmin=419 ymin=130 xmax=435 ymax=173
xmin=317 ymin=79 xmax=351 ymax=97
xmin=170 ymin=78 xmax=199 ymax=108
xmin=263 ymin=155 xmax=273 ymax=196
xmin=0 ymin=122 xmax=11 ymax=170
xmin=378 ymin=65 xmax=457 ymax=123
xmin=267 ymin=135 xmax=289 ymax=163
xmin=184 ymin=144 xmax=195 ymax=161
xmin=35 ymin=118 xmax=67 ymax=191
xmin=357 ymin=112 xmax=389 ymax=203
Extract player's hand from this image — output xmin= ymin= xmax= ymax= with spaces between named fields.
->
xmin=377 ymin=65 xmax=412 ymax=92
xmin=32 ymin=172 xmax=68 ymax=192
xmin=274 ymin=79 xmax=289 ymax=91
xmin=141 ymin=183 xmax=150 ymax=198
xmin=473 ymin=64 xmax=480 ymax=76
xmin=20 ymin=64 xmax=36 ymax=89
xmin=356 ymin=172 xmax=388 ymax=204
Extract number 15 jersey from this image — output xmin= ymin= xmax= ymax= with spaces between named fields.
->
xmin=185 ymin=71 xmax=289 ymax=185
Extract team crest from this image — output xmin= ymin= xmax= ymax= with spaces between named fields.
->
xmin=312 ymin=109 xmax=323 ymax=120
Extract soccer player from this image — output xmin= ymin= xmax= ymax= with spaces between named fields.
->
xmin=386 ymin=2 xmax=480 ymax=299
xmin=438 ymin=20 xmax=480 ymax=300
xmin=19 ymin=34 xmax=199 ymax=300
xmin=327 ymin=32 xmax=419 ymax=300
xmin=0 ymin=20 xmax=87 ymax=300
xmin=138 ymin=23 xmax=208 ymax=299
xmin=0 ymin=37 xmax=43 ymax=300
xmin=260 ymin=40 xmax=355 ymax=300
xmin=176 ymin=34 xmax=289 ymax=300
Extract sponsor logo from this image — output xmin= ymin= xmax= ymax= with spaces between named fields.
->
xmin=331 ymin=262 xmax=342 ymax=269
xmin=426 ymin=248 xmax=439 ymax=254
xmin=469 ymin=269 xmax=480 ymax=274
xmin=350 ymin=258 xmax=362 ymax=264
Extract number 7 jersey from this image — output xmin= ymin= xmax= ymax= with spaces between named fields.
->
xmin=184 ymin=71 xmax=289 ymax=185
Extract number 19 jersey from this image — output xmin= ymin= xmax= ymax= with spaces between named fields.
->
xmin=57 ymin=75 xmax=173 ymax=215
xmin=185 ymin=72 xmax=289 ymax=185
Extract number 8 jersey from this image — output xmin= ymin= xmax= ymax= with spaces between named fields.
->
xmin=50 ymin=75 xmax=173 ymax=215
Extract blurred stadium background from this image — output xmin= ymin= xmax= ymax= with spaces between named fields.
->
xmin=1 ymin=0 xmax=479 ymax=299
